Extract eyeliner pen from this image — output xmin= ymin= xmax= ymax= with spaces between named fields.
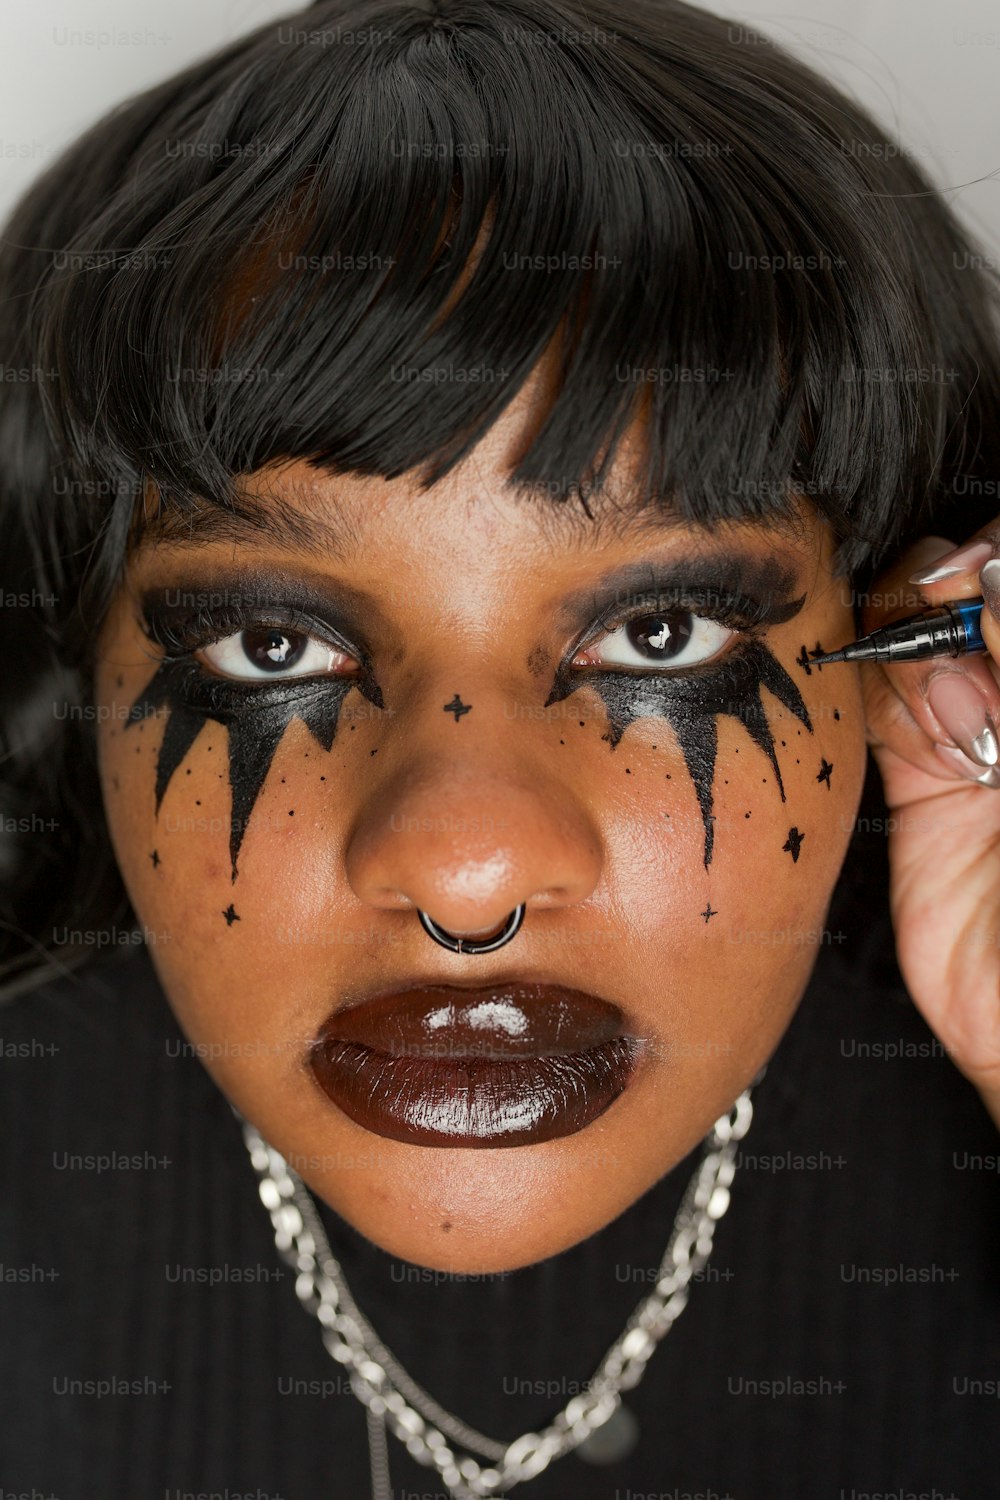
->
xmin=810 ymin=597 xmax=988 ymax=666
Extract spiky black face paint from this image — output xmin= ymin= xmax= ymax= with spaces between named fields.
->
xmin=127 ymin=655 xmax=383 ymax=878
xmin=545 ymin=619 xmax=812 ymax=868
xmin=126 ymin=593 xmax=384 ymax=879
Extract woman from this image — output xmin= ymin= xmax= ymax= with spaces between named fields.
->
xmin=1 ymin=1 xmax=998 ymax=1496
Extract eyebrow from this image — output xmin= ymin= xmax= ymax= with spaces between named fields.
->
xmin=130 ymin=472 xmax=813 ymax=560
xmin=132 ymin=480 xmax=359 ymax=559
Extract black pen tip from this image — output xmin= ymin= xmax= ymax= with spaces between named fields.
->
xmin=810 ymin=649 xmax=847 ymax=664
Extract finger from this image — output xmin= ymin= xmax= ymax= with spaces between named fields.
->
xmin=854 ymin=534 xmax=1000 ymax=786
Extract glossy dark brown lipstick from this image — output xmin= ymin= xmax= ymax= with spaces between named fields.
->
xmin=308 ymin=984 xmax=641 ymax=1148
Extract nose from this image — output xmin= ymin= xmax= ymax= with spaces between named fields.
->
xmin=343 ymin=685 xmax=603 ymax=937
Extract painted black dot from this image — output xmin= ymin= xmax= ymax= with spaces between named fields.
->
xmin=625 ymin=768 xmax=631 ymax=774
xmin=186 ymin=768 xmax=192 ymax=775
xmin=370 ymin=748 xmax=378 ymax=756
xmin=579 ymin=721 xmax=585 ymax=727
xmin=150 ymin=850 xmax=160 ymax=869
xmin=195 ymin=800 xmax=201 ymax=806
xmin=796 ymin=644 xmax=812 ymax=675
xmin=320 ymin=775 xmax=326 ymax=781
xmin=289 ymin=810 xmax=294 ymax=816
xmin=833 ymin=708 xmax=841 ymax=721
xmin=744 ymin=811 xmax=751 ymax=819
xmin=115 ymin=674 xmax=124 ymax=689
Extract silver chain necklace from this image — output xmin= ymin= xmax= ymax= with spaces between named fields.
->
xmin=238 ymin=1070 xmax=760 ymax=1500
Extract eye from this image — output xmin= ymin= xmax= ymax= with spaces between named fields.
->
xmin=573 ymin=606 xmax=735 ymax=672
xmin=197 ymin=626 xmax=353 ymax=681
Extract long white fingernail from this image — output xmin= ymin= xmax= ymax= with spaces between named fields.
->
xmin=934 ymin=743 xmax=1000 ymax=787
xmin=907 ymin=540 xmax=994 ymax=585
xmin=926 ymin=673 xmax=1000 ymax=766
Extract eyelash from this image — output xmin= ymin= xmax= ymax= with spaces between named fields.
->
xmin=586 ymin=586 xmax=773 ymax=642
xmin=140 ymin=588 xmax=770 ymax=685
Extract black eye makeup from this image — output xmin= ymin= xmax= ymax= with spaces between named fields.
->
xmin=549 ymin=602 xmax=812 ymax=869
xmin=128 ymin=594 xmax=383 ymax=881
xmin=124 ymin=554 xmax=811 ymax=880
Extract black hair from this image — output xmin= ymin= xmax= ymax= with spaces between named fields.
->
xmin=2 ymin=0 xmax=999 ymax=993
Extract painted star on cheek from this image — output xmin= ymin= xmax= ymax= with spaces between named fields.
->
xmin=443 ymin=694 xmax=472 ymax=722
xmin=783 ymin=827 xmax=805 ymax=862
xmin=544 ymin=636 xmax=814 ymax=869
xmin=817 ymin=757 xmax=834 ymax=788
xmin=124 ymin=657 xmax=384 ymax=880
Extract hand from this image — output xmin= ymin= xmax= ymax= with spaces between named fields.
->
xmin=859 ymin=529 xmax=1000 ymax=1131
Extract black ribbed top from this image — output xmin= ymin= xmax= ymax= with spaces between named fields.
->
xmin=2 ymin=768 xmax=999 ymax=1500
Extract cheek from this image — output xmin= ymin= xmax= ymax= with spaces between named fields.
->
xmin=98 ymin=701 xmax=347 ymax=1047
xmin=688 ymin=666 xmax=866 ymax=1026
xmin=714 ymin=682 xmax=865 ymax=885
xmin=605 ymin=659 xmax=867 ymax=1053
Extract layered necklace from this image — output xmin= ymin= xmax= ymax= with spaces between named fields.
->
xmin=239 ymin=1068 xmax=760 ymax=1500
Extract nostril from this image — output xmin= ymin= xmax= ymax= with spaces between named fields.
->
xmin=432 ymin=916 xmax=510 ymax=939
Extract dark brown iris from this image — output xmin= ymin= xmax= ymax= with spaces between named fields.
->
xmin=243 ymin=628 xmax=307 ymax=671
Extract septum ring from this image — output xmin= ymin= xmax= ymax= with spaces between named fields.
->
xmin=417 ymin=904 xmax=526 ymax=954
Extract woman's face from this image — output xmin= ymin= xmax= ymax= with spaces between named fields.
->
xmin=94 ymin=370 xmax=866 ymax=1272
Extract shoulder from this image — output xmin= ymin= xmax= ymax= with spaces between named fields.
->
xmin=0 ymin=943 xmax=210 ymax=1112
xmin=0 ymin=944 xmax=242 ymax=1239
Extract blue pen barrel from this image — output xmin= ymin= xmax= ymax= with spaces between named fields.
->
xmin=950 ymin=597 xmax=986 ymax=652
xmin=870 ymin=598 xmax=989 ymax=662
xmin=814 ymin=598 xmax=988 ymax=664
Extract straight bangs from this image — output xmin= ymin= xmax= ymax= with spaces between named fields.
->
xmin=19 ymin=0 xmax=998 ymax=606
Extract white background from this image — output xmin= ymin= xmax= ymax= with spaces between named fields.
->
xmin=1 ymin=1 xmax=998 ymax=254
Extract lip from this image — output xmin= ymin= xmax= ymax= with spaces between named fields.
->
xmin=308 ymin=982 xmax=642 ymax=1148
